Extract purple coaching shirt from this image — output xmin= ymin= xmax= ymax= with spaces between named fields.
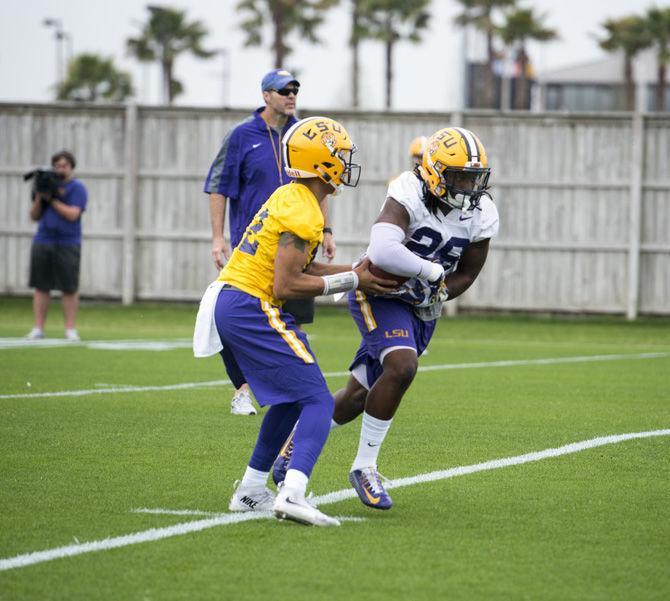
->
xmin=203 ymin=107 xmax=298 ymax=247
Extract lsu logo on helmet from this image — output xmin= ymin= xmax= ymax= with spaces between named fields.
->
xmin=419 ymin=127 xmax=490 ymax=211
xmin=282 ymin=116 xmax=361 ymax=192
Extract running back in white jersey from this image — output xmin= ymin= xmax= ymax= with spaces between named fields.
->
xmin=380 ymin=170 xmax=499 ymax=307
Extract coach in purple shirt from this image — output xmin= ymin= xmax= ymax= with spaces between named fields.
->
xmin=26 ymin=150 xmax=88 ymax=342
xmin=204 ymin=68 xmax=335 ymax=415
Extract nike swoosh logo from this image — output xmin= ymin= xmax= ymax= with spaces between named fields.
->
xmin=362 ymin=487 xmax=381 ymax=505
xmin=459 ymin=215 xmax=473 ymax=221
xmin=252 ymin=143 xmax=262 ymax=149
xmin=366 ymin=442 xmax=378 ymax=447
xmin=285 ymin=496 xmax=300 ymax=506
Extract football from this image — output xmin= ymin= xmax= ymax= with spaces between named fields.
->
xmin=368 ymin=263 xmax=409 ymax=286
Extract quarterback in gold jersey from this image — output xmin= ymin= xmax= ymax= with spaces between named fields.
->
xmin=194 ymin=116 xmax=394 ymax=527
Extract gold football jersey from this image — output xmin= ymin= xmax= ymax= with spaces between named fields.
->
xmin=218 ymin=182 xmax=324 ymax=305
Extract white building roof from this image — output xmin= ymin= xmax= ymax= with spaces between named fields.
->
xmin=538 ymin=49 xmax=658 ymax=84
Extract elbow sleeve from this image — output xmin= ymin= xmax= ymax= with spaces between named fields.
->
xmin=367 ymin=222 xmax=443 ymax=281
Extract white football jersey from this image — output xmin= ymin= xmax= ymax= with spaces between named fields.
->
xmin=380 ymin=170 xmax=499 ymax=307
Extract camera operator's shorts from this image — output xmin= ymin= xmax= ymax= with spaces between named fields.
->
xmin=29 ymin=243 xmax=81 ymax=293
xmin=282 ymin=298 xmax=315 ymax=325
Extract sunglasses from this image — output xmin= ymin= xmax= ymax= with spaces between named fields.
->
xmin=273 ymin=87 xmax=299 ymax=97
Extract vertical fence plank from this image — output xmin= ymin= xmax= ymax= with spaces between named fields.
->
xmin=626 ymin=112 xmax=644 ymax=320
xmin=122 ymin=103 xmax=138 ymax=305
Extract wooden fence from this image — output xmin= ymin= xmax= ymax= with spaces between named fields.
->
xmin=1 ymin=102 xmax=668 ymax=317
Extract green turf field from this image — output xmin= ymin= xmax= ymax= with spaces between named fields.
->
xmin=1 ymin=297 xmax=669 ymax=600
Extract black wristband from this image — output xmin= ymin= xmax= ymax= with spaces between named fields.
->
xmin=322 ymin=227 xmax=333 ymax=235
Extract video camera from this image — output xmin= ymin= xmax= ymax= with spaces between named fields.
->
xmin=23 ymin=168 xmax=64 ymax=200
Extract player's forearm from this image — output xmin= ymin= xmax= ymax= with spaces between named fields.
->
xmin=275 ymin=268 xmax=362 ymax=300
xmin=209 ymin=193 xmax=227 ymax=239
xmin=368 ymin=222 xmax=443 ymax=281
xmin=304 ymin=261 xmax=354 ymax=277
xmin=442 ymin=272 xmax=477 ymax=300
xmin=443 ymin=239 xmax=489 ymax=300
xmin=273 ymin=272 xmax=331 ymax=300
xmin=274 ymin=232 xmax=357 ymax=298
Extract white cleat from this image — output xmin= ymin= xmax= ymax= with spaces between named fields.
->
xmin=273 ymin=487 xmax=340 ymax=527
xmin=228 ymin=481 xmax=276 ymax=512
xmin=65 ymin=329 xmax=80 ymax=342
xmin=25 ymin=328 xmax=44 ymax=341
xmin=230 ymin=389 xmax=257 ymax=415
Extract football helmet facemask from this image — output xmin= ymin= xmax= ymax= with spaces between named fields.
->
xmin=283 ymin=116 xmax=361 ymax=193
xmin=419 ymin=127 xmax=490 ymax=211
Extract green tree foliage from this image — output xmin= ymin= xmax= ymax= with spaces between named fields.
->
xmin=127 ymin=5 xmax=215 ymax=104
xmin=454 ymin=0 xmax=516 ymax=109
xmin=598 ymin=15 xmax=651 ymax=111
xmin=236 ymin=0 xmax=339 ymax=68
xmin=56 ymin=54 xmax=133 ymax=102
xmin=645 ymin=7 xmax=670 ymax=111
xmin=497 ymin=7 xmax=557 ymax=109
xmin=357 ymin=0 xmax=430 ymax=109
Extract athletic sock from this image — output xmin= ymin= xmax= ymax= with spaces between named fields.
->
xmin=240 ymin=466 xmax=269 ymax=489
xmin=351 ymin=412 xmax=392 ymax=471
xmin=283 ymin=468 xmax=309 ymax=497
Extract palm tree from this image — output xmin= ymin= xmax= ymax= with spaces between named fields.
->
xmin=57 ymin=54 xmax=133 ymax=102
xmin=646 ymin=7 xmax=670 ymax=111
xmin=454 ymin=0 xmax=516 ymax=109
xmin=598 ymin=15 xmax=651 ymax=111
xmin=497 ymin=7 xmax=557 ymax=110
xmin=237 ymin=0 xmax=339 ymax=68
xmin=127 ymin=5 xmax=215 ymax=104
xmin=357 ymin=0 xmax=430 ymax=109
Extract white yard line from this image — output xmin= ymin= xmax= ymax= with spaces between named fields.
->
xmin=0 ymin=379 xmax=231 ymax=400
xmin=131 ymin=508 xmax=368 ymax=523
xmin=416 ymin=352 xmax=668 ymax=373
xmin=131 ymin=508 xmax=225 ymax=517
xmin=1 ymin=352 xmax=667 ymax=401
xmin=1 ymin=429 xmax=668 ymax=571
xmin=0 ymin=338 xmax=192 ymax=351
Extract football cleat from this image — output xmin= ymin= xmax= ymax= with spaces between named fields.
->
xmin=230 ymin=389 xmax=257 ymax=415
xmin=348 ymin=467 xmax=393 ymax=510
xmin=271 ymin=434 xmax=295 ymax=486
xmin=228 ymin=480 xmax=275 ymax=512
xmin=273 ymin=486 xmax=340 ymax=527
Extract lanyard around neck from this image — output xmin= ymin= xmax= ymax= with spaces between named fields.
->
xmin=265 ymin=121 xmax=283 ymax=186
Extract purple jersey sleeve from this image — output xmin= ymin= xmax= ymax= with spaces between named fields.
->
xmin=204 ymin=127 xmax=242 ymax=198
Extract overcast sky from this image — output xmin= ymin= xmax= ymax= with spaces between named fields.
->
xmin=0 ymin=0 xmax=653 ymax=111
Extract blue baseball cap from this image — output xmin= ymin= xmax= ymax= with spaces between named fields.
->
xmin=261 ymin=68 xmax=300 ymax=92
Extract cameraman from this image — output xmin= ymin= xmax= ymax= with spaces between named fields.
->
xmin=26 ymin=150 xmax=88 ymax=341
